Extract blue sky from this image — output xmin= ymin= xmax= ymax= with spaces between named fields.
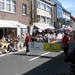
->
xmin=58 ymin=0 xmax=75 ymax=16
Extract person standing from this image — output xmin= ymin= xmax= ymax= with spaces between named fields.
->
xmin=64 ymin=31 xmax=75 ymax=75
xmin=25 ymin=33 xmax=31 ymax=55
xmin=62 ymin=32 xmax=70 ymax=56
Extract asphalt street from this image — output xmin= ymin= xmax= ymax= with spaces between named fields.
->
xmin=0 ymin=41 xmax=74 ymax=75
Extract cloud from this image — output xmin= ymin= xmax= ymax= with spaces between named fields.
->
xmin=58 ymin=0 xmax=75 ymax=16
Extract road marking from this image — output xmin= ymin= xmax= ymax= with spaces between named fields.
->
xmin=29 ymin=52 xmax=50 ymax=61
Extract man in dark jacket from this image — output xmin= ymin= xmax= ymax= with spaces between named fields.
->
xmin=64 ymin=31 xmax=75 ymax=75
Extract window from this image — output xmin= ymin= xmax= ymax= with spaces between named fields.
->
xmin=46 ymin=5 xmax=50 ymax=11
xmin=47 ymin=17 xmax=50 ymax=23
xmin=0 ymin=0 xmax=16 ymax=13
xmin=37 ymin=15 xmax=40 ymax=22
xmin=41 ymin=3 xmax=44 ymax=9
xmin=6 ymin=0 xmax=10 ymax=11
xmin=12 ymin=1 xmax=16 ymax=12
xmin=0 ymin=1 xmax=4 ymax=10
xmin=22 ymin=4 xmax=27 ymax=15
xmin=47 ymin=17 xmax=51 ymax=24
xmin=41 ymin=16 xmax=46 ymax=22
xmin=37 ymin=1 xmax=40 ymax=8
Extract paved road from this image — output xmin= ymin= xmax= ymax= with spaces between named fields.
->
xmin=0 ymin=41 xmax=74 ymax=75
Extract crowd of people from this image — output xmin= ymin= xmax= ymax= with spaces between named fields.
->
xmin=0 ymin=34 xmax=25 ymax=55
xmin=0 ymin=29 xmax=75 ymax=75
xmin=0 ymin=30 xmax=71 ymax=55
xmin=32 ymin=30 xmax=65 ymax=43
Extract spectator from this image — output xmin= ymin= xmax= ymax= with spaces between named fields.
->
xmin=62 ymin=32 xmax=70 ymax=56
xmin=1 ymin=36 xmax=6 ymax=43
xmin=7 ymin=41 xmax=17 ymax=52
xmin=25 ymin=33 xmax=31 ymax=55
xmin=64 ymin=31 xmax=75 ymax=75
xmin=2 ymin=45 xmax=9 ymax=54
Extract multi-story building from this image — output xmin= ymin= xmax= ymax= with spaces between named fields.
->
xmin=62 ymin=8 xmax=71 ymax=28
xmin=30 ymin=0 xmax=72 ymax=34
xmin=70 ymin=15 xmax=75 ymax=30
xmin=30 ymin=0 xmax=55 ymax=34
xmin=0 ymin=0 xmax=30 ymax=38
xmin=48 ymin=0 xmax=63 ymax=28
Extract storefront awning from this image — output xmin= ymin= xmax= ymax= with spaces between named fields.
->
xmin=8 ymin=21 xmax=27 ymax=28
xmin=34 ymin=25 xmax=45 ymax=30
xmin=34 ymin=24 xmax=55 ymax=30
xmin=0 ymin=20 xmax=27 ymax=28
xmin=44 ymin=25 xmax=55 ymax=29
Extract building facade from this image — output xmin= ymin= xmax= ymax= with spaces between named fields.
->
xmin=0 ymin=0 xmax=30 ymax=38
xmin=48 ymin=0 xmax=63 ymax=28
xmin=62 ymin=8 xmax=71 ymax=28
xmin=70 ymin=15 xmax=75 ymax=30
xmin=31 ymin=0 xmax=55 ymax=31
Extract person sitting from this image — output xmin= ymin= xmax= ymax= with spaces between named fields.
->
xmin=1 ymin=36 xmax=6 ymax=43
xmin=7 ymin=41 xmax=17 ymax=52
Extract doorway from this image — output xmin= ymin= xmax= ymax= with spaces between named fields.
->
xmin=0 ymin=28 xmax=3 ymax=39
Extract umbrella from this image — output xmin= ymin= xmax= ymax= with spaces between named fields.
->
xmin=33 ymin=29 xmax=42 ymax=33
xmin=53 ymin=28 xmax=64 ymax=31
xmin=45 ymin=28 xmax=54 ymax=30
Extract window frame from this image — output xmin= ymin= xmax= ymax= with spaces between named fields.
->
xmin=0 ymin=0 xmax=16 ymax=13
xmin=22 ymin=3 xmax=27 ymax=15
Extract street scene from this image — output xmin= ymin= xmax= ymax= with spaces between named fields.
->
xmin=0 ymin=0 xmax=75 ymax=75
xmin=0 ymin=40 xmax=74 ymax=75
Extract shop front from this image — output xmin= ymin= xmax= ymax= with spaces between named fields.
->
xmin=0 ymin=28 xmax=17 ymax=39
xmin=0 ymin=20 xmax=27 ymax=39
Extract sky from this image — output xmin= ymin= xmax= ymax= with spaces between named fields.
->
xmin=58 ymin=0 xmax=75 ymax=16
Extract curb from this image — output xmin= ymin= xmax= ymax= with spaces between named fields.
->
xmin=0 ymin=47 xmax=26 ymax=57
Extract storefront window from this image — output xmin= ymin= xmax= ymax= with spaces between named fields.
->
xmin=0 ymin=28 xmax=17 ymax=39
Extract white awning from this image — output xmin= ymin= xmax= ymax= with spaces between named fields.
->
xmin=43 ymin=25 xmax=55 ymax=29
xmin=34 ymin=24 xmax=46 ymax=30
xmin=0 ymin=20 xmax=27 ymax=28
xmin=0 ymin=20 xmax=17 ymax=28
xmin=8 ymin=21 xmax=27 ymax=28
xmin=34 ymin=24 xmax=55 ymax=30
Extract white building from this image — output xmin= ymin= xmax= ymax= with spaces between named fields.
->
xmin=62 ymin=8 xmax=71 ymax=28
xmin=30 ymin=0 xmax=55 ymax=35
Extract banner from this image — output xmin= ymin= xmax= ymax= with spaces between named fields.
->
xmin=29 ymin=42 xmax=60 ymax=52
xmin=43 ymin=43 xmax=60 ymax=52
xmin=29 ymin=42 xmax=43 ymax=51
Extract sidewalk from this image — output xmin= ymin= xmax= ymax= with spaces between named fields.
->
xmin=0 ymin=40 xmax=61 ymax=57
xmin=0 ymin=47 xmax=26 ymax=57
